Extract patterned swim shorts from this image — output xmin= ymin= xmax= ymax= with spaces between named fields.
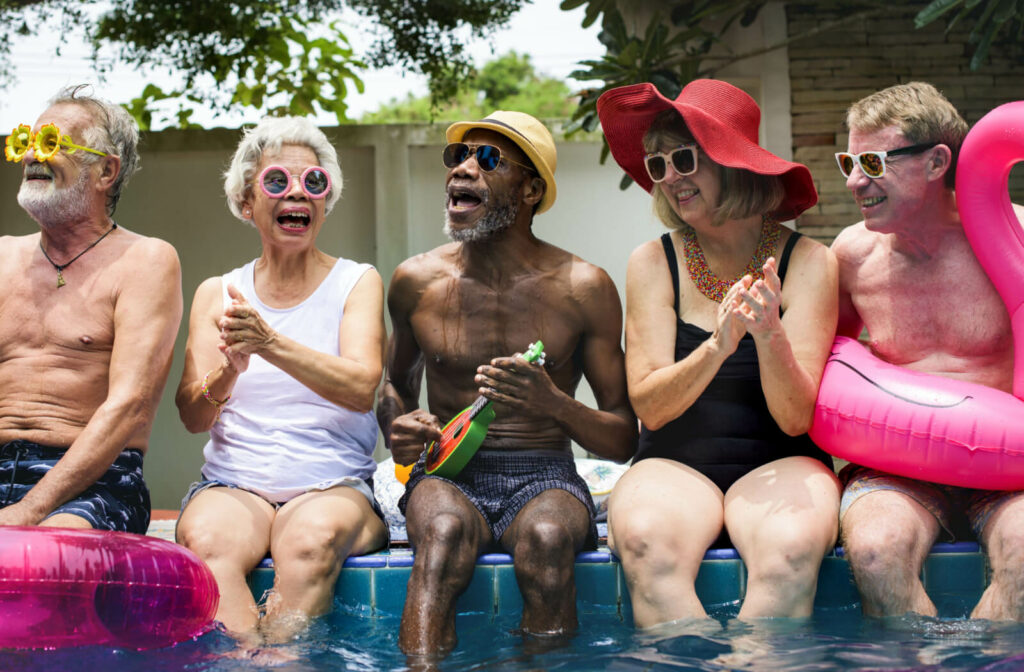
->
xmin=0 ymin=439 xmax=150 ymax=533
xmin=839 ymin=464 xmax=1020 ymax=541
xmin=399 ymin=449 xmax=598 ymax=547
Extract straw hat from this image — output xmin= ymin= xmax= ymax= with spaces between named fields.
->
xmin=446 ymin=111 xmax=558 ymax=214
xmin=597 ymin=80 xmax=817 ymax=220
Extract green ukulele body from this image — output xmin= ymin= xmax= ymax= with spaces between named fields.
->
xmin=425 ymin=341 xmax=545 ymax=479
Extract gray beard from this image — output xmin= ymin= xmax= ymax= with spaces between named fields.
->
xmin=444 ymin=199 xmax=519 ymax=243
xmin=17 ymin=167 xmax=92 ymax=227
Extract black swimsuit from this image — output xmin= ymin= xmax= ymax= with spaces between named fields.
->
xmin=633 ymin=232 xmax=832 ymax=495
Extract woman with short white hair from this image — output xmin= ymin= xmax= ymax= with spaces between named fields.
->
xmin=175 ymin=116 xmax=387 ymax=645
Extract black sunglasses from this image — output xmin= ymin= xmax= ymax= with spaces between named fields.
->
xmin=442 ymin=142 xmax=535 ymax=173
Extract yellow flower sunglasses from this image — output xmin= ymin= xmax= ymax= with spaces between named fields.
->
xmin=4 ymin=123 xmax=108 ymax=163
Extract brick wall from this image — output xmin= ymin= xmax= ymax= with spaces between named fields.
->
xmin=786 ymin=3 xmax=1024 ymax=243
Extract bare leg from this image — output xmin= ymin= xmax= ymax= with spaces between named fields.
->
xmin=400 ymin=478 xmax=492 ymax=656
xmin=841 ymin=489 xmax=939 ymax=618
xmin=176 ymin=487 xmax=274 ymax=639
xmin=40 ymin=513 xmax=93 ymax=529
xmin=973 ymin=492 xmax=1024 ymax=621
xmin=260 ymin=486 xmax=387 ymax=643
xmin=500 ymin=488 xmax=592 ymax=636
xmin=726 ymin=456 xmax=840 ymax=619
xmin=607 ymin=458 xmax=724 ymax=627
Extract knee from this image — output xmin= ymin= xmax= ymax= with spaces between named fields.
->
xmin=612 ymin=510 xmax=688 ymax=576
xmin=177 ymin=520 xmax=229 ymax=564
xmin=987 ymin=524 xmax=1024 ymax=574
xmin=515 ymin=519 xmax=575 ymax=561
xmin=842 ymin=518 xmax=919 ymax=579
xmin=275 ymin=521 xmax=346 ymax=581
xmin=513 ymin=521 xmax=575 ymax=591
xmin=413 ymin=513 xmax=478 ymax=576
xmin=745 ymin=527 xmax=824 ymax=586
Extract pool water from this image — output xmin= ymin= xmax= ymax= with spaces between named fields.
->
xmin=5 ymin=602 xmax=1024 ymax=671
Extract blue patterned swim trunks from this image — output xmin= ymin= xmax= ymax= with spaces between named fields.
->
xmin=0 ymin=440 xmax=150 ymax=533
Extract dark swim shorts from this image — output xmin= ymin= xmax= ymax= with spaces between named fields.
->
xmin=399 ymin=449 xmax=598 ymax=548
xmin=0 ymin=440 xmax=151 ymax=533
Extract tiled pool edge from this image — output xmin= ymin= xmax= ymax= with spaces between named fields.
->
xmin=247 ymin=542 xmax=988 ymax=622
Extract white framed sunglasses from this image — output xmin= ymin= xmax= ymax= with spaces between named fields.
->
xmin=835 ymin=142 xmax=937 ymax=179
xmin=644 ymin=144 xmax=699 ymax=183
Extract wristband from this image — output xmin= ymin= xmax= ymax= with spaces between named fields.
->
xmin=201 ymin=370 xmax=231 ymax=407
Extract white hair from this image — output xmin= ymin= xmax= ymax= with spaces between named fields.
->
xmin=223 ymin=116 xmax=343 ymax=221
xmin=49 ymin=84 xmax=140 ymax=216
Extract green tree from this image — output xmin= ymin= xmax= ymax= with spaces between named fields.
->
xmin=0 ymin=0 xmax=530 ymax=129
xmin=360 ymin=51 xmax=577 ymax=124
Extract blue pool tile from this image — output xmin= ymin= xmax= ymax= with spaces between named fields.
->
xmin=924 ymin=550 xmax=986 ymax=617
xmin=373 ymin=566 xmax=412 ymax=617
xmin=814 ymin=556 xmax=860 ymax=609
xmin=617 ymin=563 xmax=634 ymax=625
xmin=455 ymin=565 xmax=496 ymax=615
xmin=695 ymin=559 xmax=745 ymax=608
xmin=335 ymin=568 xmax=374 ymax=613
xmin=494 ymin=564 xmax=523 ymax=615
xmin=576 ymin=562 xmax=619 ymax=611
xmin=248 ymin=569 xmax=275 ymax=604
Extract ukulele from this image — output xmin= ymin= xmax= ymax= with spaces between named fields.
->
xmin=423 ymin=341 xmax=546 ymax=479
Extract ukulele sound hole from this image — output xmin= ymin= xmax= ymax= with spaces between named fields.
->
xmin=452 ymin=424 xmax=465 ymax=440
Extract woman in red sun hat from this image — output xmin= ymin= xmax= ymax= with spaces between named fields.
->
xmin=598 ymin=80 xmax=840 ymax=626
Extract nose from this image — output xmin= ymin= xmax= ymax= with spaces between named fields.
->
xmin=283 ymin=173 xmax=305 ymax=199
xmin=661 ymin=161 xmax=685 ymax=184
xmin=450 ymin=151 xmax=481 ymax=178
xmin=845 ymin=162 xmax=871 ymax=190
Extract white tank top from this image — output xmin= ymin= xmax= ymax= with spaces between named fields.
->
xmin=201 ymin=257 xmax=379 ymax=503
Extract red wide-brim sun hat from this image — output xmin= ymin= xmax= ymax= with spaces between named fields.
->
xmin=597 ymin=80 xmax=817 ymax=221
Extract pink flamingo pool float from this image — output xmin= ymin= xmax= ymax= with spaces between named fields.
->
xmin=810 ymin=101 xmax=1024 ymax=489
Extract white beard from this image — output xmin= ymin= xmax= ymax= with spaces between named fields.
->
xmin=17 ymin=166 xmax=92 ymax=228
xmin=444 ymin=198 xmax=518 ymax=243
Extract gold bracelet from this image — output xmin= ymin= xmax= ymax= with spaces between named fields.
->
xmin=201 ymin=369 xmax=231 ymax=407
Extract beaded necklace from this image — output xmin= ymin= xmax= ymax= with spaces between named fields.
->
xmin=681 ymin=219 xmax=779 ymax=302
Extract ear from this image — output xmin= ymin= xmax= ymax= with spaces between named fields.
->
xmin=926 ymin=144 xmax=952 ymax=183
xmin=521 ymin=174 xmax=545 ymax=210
xmin=95 ymin=154 xmax=121 ymax=191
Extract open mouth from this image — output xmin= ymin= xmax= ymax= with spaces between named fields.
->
xmin=276 ymin=209 xmax=311 ymax=230
xmin=858 ymin=196 xmax=886 ymax=209
xmin=448 ymin=185 xmax=484 ymax=211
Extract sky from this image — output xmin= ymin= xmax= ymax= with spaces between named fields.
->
xmin=0 ymin=1 xmax=605 ymax=131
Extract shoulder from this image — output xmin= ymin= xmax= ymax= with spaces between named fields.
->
xmin=0 ymin=233 xmax=37 ymax=268
xmin=830 ymin=222 xmax=877 ymax=263
xmin=627 ymin=237 xmax=670 ymax=273
xmin=114 ymin=228 xmax=181 ymax=276
xmin=194 ymin=276 xmax=224 ymax=302
xmin=387 ymin=245 xmax=455 ymax=312
xmin=537 ymin=241 xmax=618 ymax=300
xmin=786 ymin=230 xmax=835 ymax=272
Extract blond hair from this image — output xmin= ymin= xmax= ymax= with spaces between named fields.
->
xmin=846 ymin=82 xmax=967 ymax=188
xmin=643 ymin=110 xmax=783 ymax=228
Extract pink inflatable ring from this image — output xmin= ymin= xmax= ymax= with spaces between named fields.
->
xmin=810 ymin=101 xmax=1024 ymax=489
xmin=0 ymin=527 xmax=218 ymax=650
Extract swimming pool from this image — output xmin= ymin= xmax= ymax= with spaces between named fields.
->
xmin=4 ymin=601 xmax=1024 ymax=671
xmin=3 ymin=542 xmax=1023 ymax=671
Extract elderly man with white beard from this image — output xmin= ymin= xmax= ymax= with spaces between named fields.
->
xmin=0 ymin=85 xmax=181 ymax=532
